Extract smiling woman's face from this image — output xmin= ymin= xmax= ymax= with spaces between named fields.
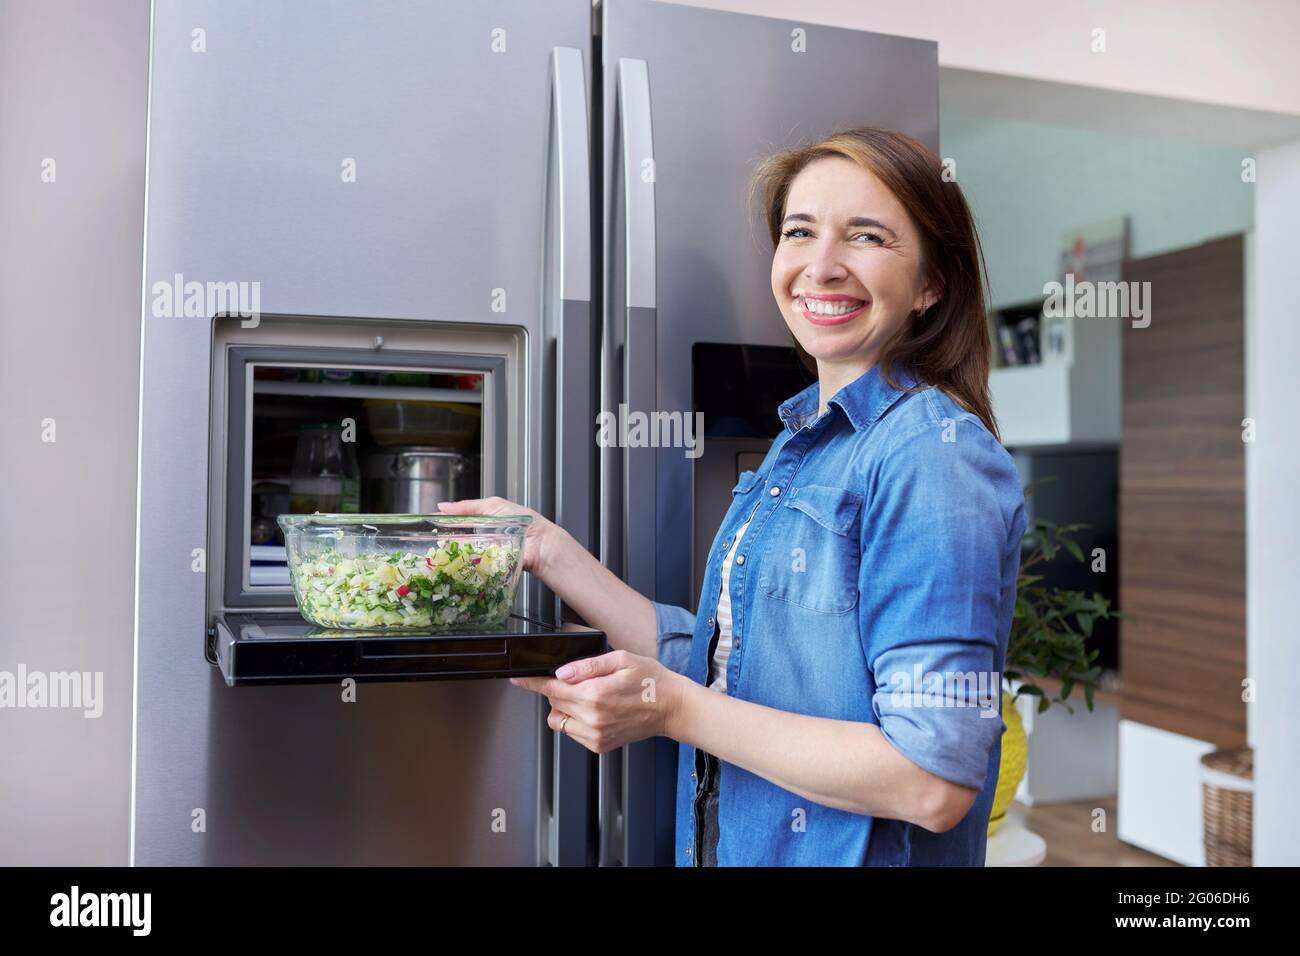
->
xmin=771 ymin=156 xmax=936 ymax=372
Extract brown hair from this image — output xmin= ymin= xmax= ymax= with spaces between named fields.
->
xmin=748 ymin=127 xmax=999 ymax=441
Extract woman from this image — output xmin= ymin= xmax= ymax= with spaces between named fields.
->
xmin=439 ymin=127 xmax=1026 ymax=866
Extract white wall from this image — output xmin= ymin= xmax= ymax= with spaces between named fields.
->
xmin=1248 ymin=138 xmax=1300 ymax=866
xmin=0 ymin=0 xmax=149 ymax=864
xmin=938 ymin=111 xmax=1254 ymax=307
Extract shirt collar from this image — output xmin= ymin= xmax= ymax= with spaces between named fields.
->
xmin=777 ymin=363 xmax=921 ymax=435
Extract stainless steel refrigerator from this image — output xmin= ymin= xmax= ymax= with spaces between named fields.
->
xmin=133 ymin=0 xmax=937 ymax=866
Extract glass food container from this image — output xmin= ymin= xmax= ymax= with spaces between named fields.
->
xmin=278 ymin=513 xmax=531 ymax=631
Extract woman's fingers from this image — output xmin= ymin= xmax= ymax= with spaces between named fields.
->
xmin=437 ymin=497 xmax=555 ymax=576
xmin=436 ymin=496 xmax=503 ymax=514
xmin=547 ymin=707 xmax=593 ymax=747
xmin=510 ymin=675 xmax=590 ymax=711
xmin=554 ymin=650 xmax=628 ymax=682
xmin=441 ymin=495 xmax=531 ymax=515
xmin=436 ymin=495 xmax=543 ymax=522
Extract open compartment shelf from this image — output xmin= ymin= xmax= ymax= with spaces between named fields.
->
xmin=205 ymin=315 xmax=543 ymax=687
xmin=210 ymin=612 xmax=606 ymax=687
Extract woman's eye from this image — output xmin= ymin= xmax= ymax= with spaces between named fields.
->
xmin=780 ymin=227 xmax=884 ymax=245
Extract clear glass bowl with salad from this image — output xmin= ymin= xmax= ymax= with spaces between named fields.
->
xmin=277 ymin=513 xmax=530 ymax=631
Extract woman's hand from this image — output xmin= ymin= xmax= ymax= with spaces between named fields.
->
xmin=509 ymin=650 xmax=686 ymax=754
xmin=435 ymin=495 xmax=569 ymax=581
xmin=438 ymin=497 xmax=663 ymax=665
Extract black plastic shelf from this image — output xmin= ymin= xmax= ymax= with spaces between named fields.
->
xmin=210 ymin=612 xmax=606 ymax=687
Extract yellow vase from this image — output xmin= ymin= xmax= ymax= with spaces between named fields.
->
xmin=987 ymin=690 xmax=1027 ymax=837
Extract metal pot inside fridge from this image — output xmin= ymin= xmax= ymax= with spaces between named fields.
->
xmin=361 ymin=447 xmax=471 ymax=513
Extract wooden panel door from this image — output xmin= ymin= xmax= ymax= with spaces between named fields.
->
xmin=1119 ymin=234 xmax=1246 ymax=747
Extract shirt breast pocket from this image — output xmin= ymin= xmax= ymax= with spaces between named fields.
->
xmin=758 ymin=483 xmax=863 ymax=614
xmin=726 ymin=469 xmax=762 ymax=517
xmin=732 ymin=469 xmax=761 ymax=497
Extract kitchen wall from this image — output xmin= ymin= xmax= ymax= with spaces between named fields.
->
xmin=0 ymin=0 xmax=150 ymax=864
xmin=937 ymin=110 xmax=1254 ymax=307
xmin=1247 ymin=138 xmax=1300 ymax=866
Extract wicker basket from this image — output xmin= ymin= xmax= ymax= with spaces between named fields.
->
xmin=1200 ymin=746 xmax=1253 ymax=867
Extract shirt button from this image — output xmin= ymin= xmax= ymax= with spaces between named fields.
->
xmin=723 ymin=539 xmax=730 ymax=550
xmin=736 ymin=554 xmax=745 ymax=565
xmin=706 ymin=617 xmax=715 ymax=630
xmin=769 ymin=485 xmax=781 ymax=497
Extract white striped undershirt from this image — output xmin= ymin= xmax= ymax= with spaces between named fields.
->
xmin=709 ymin=508 xmax=757 ymax=695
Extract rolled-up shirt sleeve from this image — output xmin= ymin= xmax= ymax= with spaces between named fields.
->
xmin=860 ymin=418 xmax=1021 ymax=790
xmin=651 ymin=600 xmax=696 ymax=677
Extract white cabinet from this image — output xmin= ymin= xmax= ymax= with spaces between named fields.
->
xmin=1117 ymin=719 xmax=1216 ymax=866
xmin=989 ymin=313 xmax=1121 ymax=448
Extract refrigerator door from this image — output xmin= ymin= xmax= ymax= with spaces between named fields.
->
xmin=598 ymin=0 xmax=939 ymax=865
xmin=135 ymin=0 xmax=593 ymax=865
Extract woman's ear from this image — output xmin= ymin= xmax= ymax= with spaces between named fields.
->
xmin=913 ymin=282 xmax=942 ymax=317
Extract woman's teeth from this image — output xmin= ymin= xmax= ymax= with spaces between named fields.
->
xmin=799 ymin=296 xmax=865 ymax=316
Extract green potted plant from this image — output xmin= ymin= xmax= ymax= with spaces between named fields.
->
xmin=989 ymin=487 xmax=1120 ymax=836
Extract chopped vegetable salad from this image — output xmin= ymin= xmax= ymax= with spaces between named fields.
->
xmin=289 ymin=538 xmax=520 ymax=629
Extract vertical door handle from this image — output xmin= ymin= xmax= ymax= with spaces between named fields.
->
xmin=549 ymin=46 xmax=593 ymax=557
xmin=617 ymin=57 xmax=657 ymax=601
xmin=598 ymin=56 xmax=658 ymax=867
xmin=542 ymin=45 xmax=594 ymax=868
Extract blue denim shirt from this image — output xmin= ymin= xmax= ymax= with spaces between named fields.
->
xmin=653 ymin=363 xmax=1026 ymax=866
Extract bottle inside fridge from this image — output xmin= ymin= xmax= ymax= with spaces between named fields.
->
xmin=289 ymin=422 xmax=360 ymax=512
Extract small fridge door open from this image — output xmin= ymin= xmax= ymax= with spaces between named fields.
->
xmin=205 ymin=313 xmax=596 ymax=685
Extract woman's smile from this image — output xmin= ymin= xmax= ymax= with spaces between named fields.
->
xmin=794 ymin=291 xmax=870 ymax=326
